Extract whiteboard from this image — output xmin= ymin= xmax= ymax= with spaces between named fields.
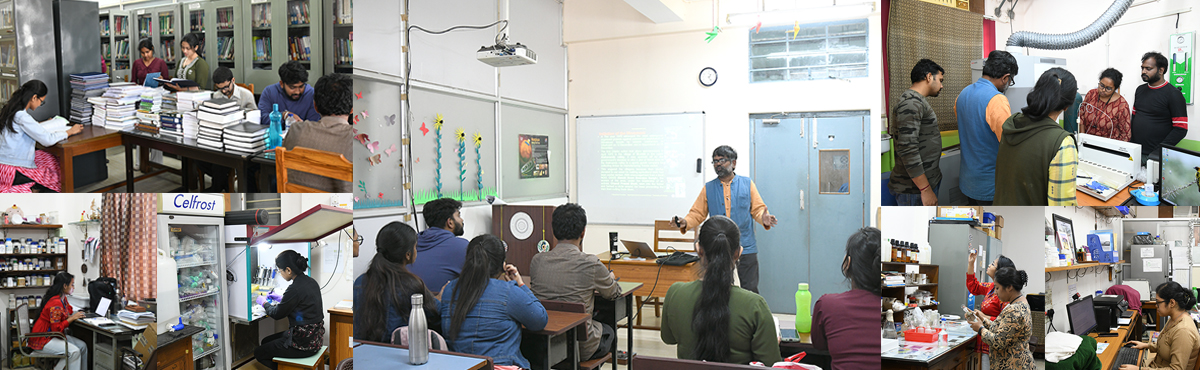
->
xmin=576 ymin=113 xmax=706 ymax=225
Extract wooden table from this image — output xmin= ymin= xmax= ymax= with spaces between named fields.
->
xmin=121 ymin=130 xmax=261 ymax=192
xmin=601 ymin=252 xmax=695 ymax=330
xmin=595 ymin=281 xmax=642 ymax=370
xmin=354 ymin=341 xmax=491 ymax=370
xmin=40 ymin=125 xmax=122 ymax=192
xmin=1090 ymin=309 xmax=1143 ymax=369
xmin=524 ymin=309 xmax=590 ymax=370
xmin=154 ymin=325 xmax=203 ymax=370
xmin=328 ymin=307 xmax=353 ymax=368
xmin=1079 ymin=181 xmax=1143 ymax=206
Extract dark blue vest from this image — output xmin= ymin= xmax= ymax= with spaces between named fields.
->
xmin=705 ymin=175 xmax=757 ymax=254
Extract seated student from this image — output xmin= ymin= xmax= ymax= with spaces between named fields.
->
xmin=279 ymin=72 xmax=353 ymax=192
xmin=29 ymin=272 xmax=87 ymax=370
xmin=410 ymin=198 xmax=468 ymax=295
xmin=1122 ymin=281 xmax=1200 ymax=370
xmin=439 ymin=234 xmax=547 ymax=369
xmin=258 ymin=61 xmax=320 ymax=128
xmin=255 ymin=251 xmax=324 ymax=370
xmin=812 ymin=227 xmax=883 ymax=370
xmin=661 ymin=216 xmax=781 ymax=365
xmin=529 ymin=203 xmax=621 ymax=360
xmin=354 ymin=221 xmax=440 ymax=344
xmin=197 ymin=67 xmax=259 ymax=191
xmin=0 ymin=80 xmax=83 ymax=193
xmin=211 ymin=67 xmax=256 ymax=111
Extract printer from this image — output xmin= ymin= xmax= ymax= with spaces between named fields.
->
xmin=1093 ymin=294 xmax=1129 ymax=331
xmin=1076 ymin=133 xmax=1141 ymax=202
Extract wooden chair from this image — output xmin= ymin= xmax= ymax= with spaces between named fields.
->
xmin=236 ymin=82 xmax=255 ymax=94
xmin=273 ymin=346 xmax=329 ymax=370
xmin=635 ymin=221 xmax=698 ymax=327
xmin=275 ymin=146 xmax=353 ymax=193
xmin=537 ymin=300 xmax=611 ymax=370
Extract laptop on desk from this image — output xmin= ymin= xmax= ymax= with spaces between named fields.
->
xmin=84 ymin=297 xmax=111 ymax=318
xmin=620 ymin=240 xmax=669 ymax=259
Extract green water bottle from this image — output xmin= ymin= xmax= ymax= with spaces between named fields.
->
xmin=795 ymin=283 xmax=812 ymax=333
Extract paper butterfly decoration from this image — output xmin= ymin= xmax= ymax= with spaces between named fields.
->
xmin=355 ymin=92 xmax=363 ymax=99
xmin=384 ymin=144 xmax=397 ymax=157
xmin=361 ymin=110 xmax=369 ymax=118
xmin=378 ymin=192 xmax=383 ymax=199
xmin=367 ymin=154 xmax=382 ymax=165
xmin=385 ymin=114 xmax=397 ymax=126
xmin=705 ymin=26 xmax=720 ymax=43
xmin=366 ymin=141 xmax=380 ymax=153
xmin=420 ymin=122 xmax=429 ymax=136
xmin=354 ymin=197 xmax=359 ymax=202
xmin=354 ymin=133 xmax=370 ymax=145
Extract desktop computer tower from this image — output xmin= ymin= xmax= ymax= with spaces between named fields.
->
xmin=1094 ymin=306 xmax=1115 ymax=333
xmin=1028 ymin=293 xmax=1046 ymax=353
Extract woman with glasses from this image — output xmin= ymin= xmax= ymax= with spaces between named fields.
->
xmin=0 ymin=80 xmax=83 ymax=192
xmin=1079 ymin=68 xmax=1131 ymax=141
xmin=1121 ymin=281 xmax=1199 ymax=370
xmin=164 ymin=33 xmax=209 ymax=92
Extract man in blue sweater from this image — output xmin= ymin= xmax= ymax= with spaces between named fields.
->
xmin=409 ymin=198 xmax=469 ymax=295
xmin=955 ymin=50 xmax=1018 ymax=206
xmin=258 ymin=61 xmax=321 ymax=128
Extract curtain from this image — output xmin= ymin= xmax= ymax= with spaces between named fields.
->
xmin=887 ymin=0 xmax=982 ymax=132
xmin=100 ymin=194 xmax=157 ymax=301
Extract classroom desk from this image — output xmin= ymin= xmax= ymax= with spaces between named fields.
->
xmin=1079 ymin=181 xmax=1143 ymax=206
xmin=630 ymin=355 xmax=764 ymax=369
xmin=354 ymin=341 xmax=491 ymax=370
xmin=600 ymin=252 xmax=695 ymax=330
xmin=776 ymin=319 xmax=832 ymax=370
xmin=70 ymin=316 xmax=144 ymax=370
xmin=40 ymin=125 xmax=124 ymax=193
xmin=594 ymin=281 xmax=641 ymax=370
xmin=328 ymin=306 xmax=353 ymax=367
xmin=524 ymin=309 xmax=590 ymax=370
xmin=881 ymin=325 xmax=980 ymax=370
xmin=121 ymin=130 xmax=265 ymax=192
xmin=1091 ymin=309 xmax=1143 ymax=370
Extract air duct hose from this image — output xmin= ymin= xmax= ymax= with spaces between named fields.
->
xmin=1005 ymin=0 xmax=1131 ymax=51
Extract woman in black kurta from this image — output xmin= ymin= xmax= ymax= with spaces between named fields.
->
xmin=255 ymin=250 xmax=325 ymax=369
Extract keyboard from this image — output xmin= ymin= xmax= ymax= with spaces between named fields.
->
xmin=1112 ymin=347 xmax=1140 ymax=370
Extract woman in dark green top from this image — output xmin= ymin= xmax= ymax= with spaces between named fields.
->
xmin=661 ymin=216 xmax=781 ymax=365
xmin=166 ymin=33 xmax=209 ymax=91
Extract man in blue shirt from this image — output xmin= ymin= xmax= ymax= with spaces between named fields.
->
xmin=410 ymin=198 xmax=469 ymax=295
xmin=258 ymin=61 xmax=320 ymax=128
xmin=955 ymin=50 xmax=1018 ymax=206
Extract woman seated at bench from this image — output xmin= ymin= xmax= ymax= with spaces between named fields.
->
xmin=661 ymin=216 xmax=781 ymax=365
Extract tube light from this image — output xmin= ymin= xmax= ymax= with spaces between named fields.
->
xmin=726 ymin=3 xmax=876 ymax=27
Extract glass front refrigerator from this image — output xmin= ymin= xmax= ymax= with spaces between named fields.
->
xmin=158 ymin=197 xmax=228 ymax=370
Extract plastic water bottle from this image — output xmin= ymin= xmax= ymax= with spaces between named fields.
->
xmin=267 ymin=104 xmax=283 ymax=151
xmin=408 ymin=294 xmax=429 ymax=365
xmin=967 ymin=293 xmax=975 ymax=312
xmin=795 ymin=283 xmax=812 ymax=333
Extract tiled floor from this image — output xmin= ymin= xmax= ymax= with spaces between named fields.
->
xmin=73 ymin=147 xmax=212 ymax=193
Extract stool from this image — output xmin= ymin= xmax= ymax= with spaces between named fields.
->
xmin=273 ymin=346 xmax=329 ymax=370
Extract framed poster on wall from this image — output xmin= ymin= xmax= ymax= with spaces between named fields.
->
xmin=519 ymin=134 xmax=549 ymax=179
xmin=1052 ymin=213 xmax=1076 ymax=264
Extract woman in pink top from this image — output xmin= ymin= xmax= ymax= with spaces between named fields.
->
xmin=131 ymin=39 xmax=170 ymax=86
xmin=811 ymin=227 xmax=881 ymax=370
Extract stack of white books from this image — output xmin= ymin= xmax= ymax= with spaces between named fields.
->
xmin=99 ymin=83 xmax=144 ymax=130
xmin=173 ymin=90 xmax=211 ymax=139
xmin=197 ymin=98 xmax=243 ymax=150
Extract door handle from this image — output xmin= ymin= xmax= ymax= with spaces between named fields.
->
xmin=799 ymin=190 xmax=805 ymax=211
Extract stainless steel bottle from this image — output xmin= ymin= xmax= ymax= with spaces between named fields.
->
xmin=408 ymin=293 xmax=429 ymax=365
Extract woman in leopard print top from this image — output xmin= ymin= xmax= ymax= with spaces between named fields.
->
xmin=970 ymin=267 xmax=1034 ymax=370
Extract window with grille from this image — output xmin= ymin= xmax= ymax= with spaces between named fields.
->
xmin=748 ymin=19 xmax=869 ymax=83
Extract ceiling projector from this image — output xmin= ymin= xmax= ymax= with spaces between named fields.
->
xmin=477 ymin=42 xmax=537 ymax=67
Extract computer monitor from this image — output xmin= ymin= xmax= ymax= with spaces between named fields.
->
xmin=1067 ymin=295 xmax=1098 ymax=336
xmin=1159 ymin=145 xmax=1200 ymax=206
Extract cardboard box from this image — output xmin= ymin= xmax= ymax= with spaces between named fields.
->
xmin=995 ymin=215 xmax=1004 ymax=228
xmin=938 ymin=206 xmax=984 ymax=220
xmin=133 ymin=323 xmax=158 ymax=362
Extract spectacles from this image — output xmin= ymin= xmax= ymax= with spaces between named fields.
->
xmin=712 ymin=158 xmax=731 ymax=165
xmin=1007 ymin=75 xmax=1016 ymax=87
xmin=1098 ymin=85 xmax=1115 ymax=92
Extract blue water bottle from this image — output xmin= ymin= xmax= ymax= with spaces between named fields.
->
xmin=267 ymin=104 xmax=282 ymax=150
xmin=967 ymin=293 xmax=975 ymax=311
